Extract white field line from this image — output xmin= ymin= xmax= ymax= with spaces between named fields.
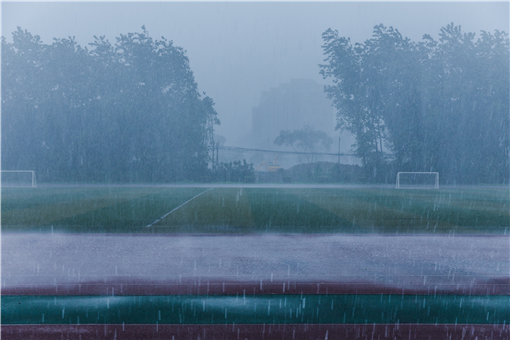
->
xmin=145 ymin=188 xmax=213 ymax=228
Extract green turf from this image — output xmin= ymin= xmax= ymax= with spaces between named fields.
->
xmin=3 ymin=294 xmax=508 ymax=325
xmin=152 ymin=187 xmax=510 ymax=234
xmin=2 ymin=186 xmax=509 ymax=234
xmin=1 ymin=187 xmax=205 ymax=233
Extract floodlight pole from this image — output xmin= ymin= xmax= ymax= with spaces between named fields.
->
xmin=337 ymin=136 xmax=341 ymax=164
xmin=216 ymin=141 xmax=219 ymax=168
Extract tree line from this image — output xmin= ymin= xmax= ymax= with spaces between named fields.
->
xmin=2 ymin=26 xmax=219 ymax=183
xmin=3 ymin=23 xmax=507 ymax=184
xmin=320 ymin=23 xmax=509 ymax=184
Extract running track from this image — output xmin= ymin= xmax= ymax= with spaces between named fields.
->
xmin=2 ymin=233 xmax=509 ymax=339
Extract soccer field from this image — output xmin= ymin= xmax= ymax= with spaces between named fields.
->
xmin=2 ymin=185 xmax=509 ymax=339
xmin=2 ymin=185 xmax=509 ymax=234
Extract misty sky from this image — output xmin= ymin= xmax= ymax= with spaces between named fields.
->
xmin=2 ymin=2 xmax=508 ymax=144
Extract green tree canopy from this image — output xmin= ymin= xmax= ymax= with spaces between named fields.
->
xmin=2 ymin=26 xmax=219 ymax=182
xmin=274 ymin=126 xmax=333 ymax=163
xmin=320 ymin=23 xmax=509 ymax=184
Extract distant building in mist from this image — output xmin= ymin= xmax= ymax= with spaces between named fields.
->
xmin=239 ymin=79 xmax=336 ymax=149
xmin=235 ymin=79 xmax=358 ymax=168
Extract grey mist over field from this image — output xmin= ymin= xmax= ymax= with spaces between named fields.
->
xmin=3 ymin=2 xmax=507 ymax=142
xmin=2 ymin=2 xmax=509 ymax=184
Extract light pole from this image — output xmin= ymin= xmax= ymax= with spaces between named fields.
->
xmin=337 ymin=135 xmax=341 ymax=164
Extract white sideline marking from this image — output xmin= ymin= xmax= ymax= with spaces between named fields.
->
xmin=146 ymin=188 xmax=213 ymax=228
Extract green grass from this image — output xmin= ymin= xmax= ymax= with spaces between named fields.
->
xmin=1 ymin=187 xmax=205 ymax=233
xmin=2 ymin=186 xmax=509 ymax=234
xmin=3 ymin=294 xmax=509 ymax=325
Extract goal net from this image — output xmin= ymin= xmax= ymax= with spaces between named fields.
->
xmin=1 ymin=171 xmax=36 ymax=187
xmin=396 ymin=172 xmax=438 ymax=189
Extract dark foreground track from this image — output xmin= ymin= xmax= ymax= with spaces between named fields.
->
xmin=3 ymin=324 xmax=510 ymax=340
xmin=3 ymin=277 xmax=510 ymax=296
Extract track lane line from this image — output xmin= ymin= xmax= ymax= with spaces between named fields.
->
xmin=145 ymin=188 xmax=213 ymax=228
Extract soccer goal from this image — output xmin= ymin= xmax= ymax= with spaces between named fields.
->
xmin=396 ymin=172 xmax=439 ymax=189
xmin=1 ymin=170 xmax=36 ymax=187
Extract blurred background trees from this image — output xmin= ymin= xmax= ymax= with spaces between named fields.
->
xmin=2 ymin=26 xmax=219 ymax=182
xmin=321 ymin=23 xmax=509 ymax=184
xmin=3 ymin=22 xmax=508 ymax=185
xmin=274 ymin=125 xmax=333 ymax=164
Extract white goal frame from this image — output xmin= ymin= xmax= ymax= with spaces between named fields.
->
xmin=1 ymin=170 xmax=36 ymax=187
xmin=396 ymin=172 xmax=438 ymax=189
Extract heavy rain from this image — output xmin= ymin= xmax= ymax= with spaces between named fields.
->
xmin=1 ymin=2 xmax=509 ymax=339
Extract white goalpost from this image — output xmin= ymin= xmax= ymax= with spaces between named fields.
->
xmin=1 ymin=170 xmax=36 ymax=187
xmin=396 ymin=172 xmax=439 ymax=189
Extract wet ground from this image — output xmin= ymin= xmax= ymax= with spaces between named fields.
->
xmin=3 ymin=233 xmax=509 ymax=339
xmin=3 ymin=233 xmax=508 ymax=294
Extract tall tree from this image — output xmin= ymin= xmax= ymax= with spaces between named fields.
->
xmin=320 ymin=23 xmax=509 ymax=184
xmin=274 ymin=126 xmax=333 ymax=163
xmin=2 ymin=26 xmax=219 ymax=183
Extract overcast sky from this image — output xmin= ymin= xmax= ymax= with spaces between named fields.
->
xmin=3 ymin=2 xmax=508 ymax=144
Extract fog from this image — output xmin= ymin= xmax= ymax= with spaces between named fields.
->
xmin=2 ymin=3 xmax=509 ymax=335
xmin=2 ymin=1 xmax=509 ymax=183
xmin=3 ymin=2 xmax=508 ymax=145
